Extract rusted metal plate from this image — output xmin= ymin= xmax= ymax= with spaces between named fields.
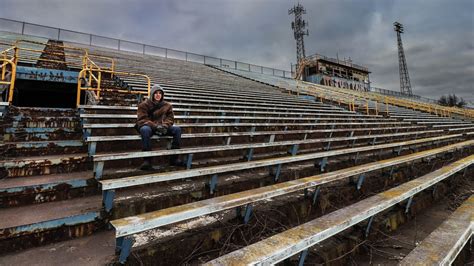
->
xmin=16 ymin=66 xmax=78 ymax=83
xmin=205 ymin=155 xmax=474 ymax=265
xmin=400 ymin=195 xmax=474 ymax=265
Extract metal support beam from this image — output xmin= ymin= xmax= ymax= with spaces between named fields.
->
xmin=357 ymin=174 xmax=366 ymax=190
xmin=405 ymin=196 xmax=414 ymax=214
xmin=246 ymin=148 xmax=254 ymax=161
xmin=288 ymin=144 xmax=299 ymax=156
xmin=116 ymin=236 xmax=133 ymax=264
xmin=243 ymin=204 xmax=253 ymax=224
xmin=209 ymin=174 xmax=218 ymax=195
xmin=298 ymin=249 xmax=309 ymax=266
xmin=83 ymin=128 xmax=92 ymax=139
xmin=268 ymin=134 xmax=275 ymax=143
xmin=370 ymin=137 xmax=377 ymax=146
xmin=354 ymin=152 xmax=360 ymax=164
xmin=325 ymin=141 xmax=331 ymax=151
xmin=312 ymin=187 xmax=321 ymax=205
xmin=186 ymin=154 xmax=193 ymax=169
xmin=272 ymin=164 xmax=282 ymax=182
xmin=389 ymin=166 xmax=395 ymax=178
xmin=318 ymin=157 xmax=328 ymax=172
xmin=365 ymin=216 xmax=375 ymax=238
xmin=94 ymin=161 xmax=104 ymax=179
xmin=396 ymin=146 xmax=403 ymax=155
xmin=236 ymin=204 xmax=254 ymax=224
xmin=103 ymin=190 xmax=115 ymax=212
xmin=88 ymin=142 xmax=97 ymax=157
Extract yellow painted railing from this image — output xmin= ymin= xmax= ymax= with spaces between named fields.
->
xmin=15 ymin=39 xmax=88 ymax=69
xmin=0 ymin=44 xmax=17 ymax=103
xmin=297 ymin=80 xmax=473 ymax=119
xmin=76 ymin=55 xmax=150 ymax=107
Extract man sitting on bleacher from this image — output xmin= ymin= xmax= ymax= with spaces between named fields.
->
xmin=136 ymin=84 xmax=184 ymax=170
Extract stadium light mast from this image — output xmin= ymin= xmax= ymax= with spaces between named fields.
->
xmin=289 ymin=3 xmax=309 ymax=72
xmin=394 ymin=21 xmax=413 ymax=96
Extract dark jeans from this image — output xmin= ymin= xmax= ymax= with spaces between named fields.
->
xmin=139 ymin=125 xmax=182 ymax=151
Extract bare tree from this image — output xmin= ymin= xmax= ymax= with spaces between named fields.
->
xmin=438 ymin=94 xmax=466 ymax=108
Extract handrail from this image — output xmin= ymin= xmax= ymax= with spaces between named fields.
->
xmin=0 ymin=45 xmax=17 ymax=103
xmin=298 ymin=81 xmax=473 ymax=119
xmin=76 ymin=56 xmax=151 ymax=107
xmin=15 ymin=39 xmax=88 ymax=54
xmin=88 ymin=54 xmax=115 ymax=72
xmin=12 ymin=39 xmax=116 ymax=71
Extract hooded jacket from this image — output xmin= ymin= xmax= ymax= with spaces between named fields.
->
xmin=136 ymin=85 xmax=174 ymax=129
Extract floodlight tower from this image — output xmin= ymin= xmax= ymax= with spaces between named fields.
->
xmin=394 ymin=21 xmax=413 ymax=95
xmin=289 ymin=3 xmax=309 ymax=71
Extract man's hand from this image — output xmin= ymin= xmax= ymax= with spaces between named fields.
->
xmin=155 ymin=125 xmax=168 ymax=135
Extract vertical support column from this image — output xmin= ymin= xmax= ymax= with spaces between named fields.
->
xmin=312 ymin=186 xmax=321 ymax=205
xmin=272 ymin=164 xmax=282 ymax=182
xmin=209 ymin=174 xmax=218 ymax=195
xmin=288 ymin=144 xmax=299 ymax=156
xmin=94 ymin=161 xmax=105 ymax=179
xmin=116 ymin=236 xmax=133 ymax=264
xmin=405 ymin=196 xmax=414 ymax=214
xmin=103 ymin=190 xmax=115 ymax=212
xmin=88 ymin=142 xmax=97 ymax=157
xmin=365 ymin=216 xmax=375 ymax=238
xmin=186 ymin=154 xmax=194 ymax=169
xmin=356 ymin=174 xmax=366 ymax=190
xmin=298 ymin=249 xmax=309 ymax=266
xmin=318 ymin=157 xmax=328 ymax=172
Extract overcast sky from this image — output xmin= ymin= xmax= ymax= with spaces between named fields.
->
xmin=1 ymin=0 xmax=473 ymax=101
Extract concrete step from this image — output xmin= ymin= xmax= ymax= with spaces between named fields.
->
xmin=8 ymin=107 xmax=78 ymax=117
xmin=3 ymin=127 xmax=83 ymax=142
xmin=0 ymin=171 xmax=97 ymax=207
xmin=9 ymin=118 xmax=80 ymax=129
xmin=0 ymin=140 xmax=86 ymax=157
xmin=0 ymin=195 xmax=102 ymax=254
xmin=0 ymin=230 xmax=115 ymax=265
xmin=0 ymin=153 xmax=90 ymax=178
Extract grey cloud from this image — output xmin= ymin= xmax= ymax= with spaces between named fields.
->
xmin=0 ymin=0 xmax=472 ymax=101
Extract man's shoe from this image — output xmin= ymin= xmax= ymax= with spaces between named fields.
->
xmin=139 ymin=159 xmax=153 ymax=170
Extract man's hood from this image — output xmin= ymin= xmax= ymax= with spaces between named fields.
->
xmin=150 ymin=84 xmax=165 ymax=102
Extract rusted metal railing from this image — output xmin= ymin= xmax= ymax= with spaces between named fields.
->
xmin=0 ymin=44 xmax=17 ymax=103
xmin=77 ymin=55 xmax=150 ymax=107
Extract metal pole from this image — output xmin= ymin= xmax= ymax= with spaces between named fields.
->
xmin=143 ymin=44 xmax=145 ymax=55
xmin=57 ymin=28 xmax=61 ymax=40
xmin=220 ymin=58 xmax=222 ymax=67
xmin=165 ymin=49 xmax=168 ymax=58
xmin=21 ymin=22 xmax=25 ymax=34
xmin=185 ymin=53 xmax=188 ymax=61
xmin=89 ymin=34 xmax=92 ymax=46
xmin=118 ymin=40 xmax=121 ymax=50
xmin=234 ymin=61 xmax=237 ymax=69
